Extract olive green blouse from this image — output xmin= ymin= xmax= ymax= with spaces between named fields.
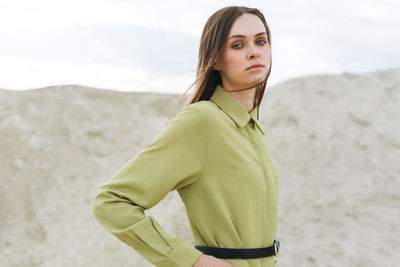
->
xmin=92 ymin=84 xmax=279 ymax=267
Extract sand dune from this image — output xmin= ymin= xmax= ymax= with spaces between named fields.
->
xmin=0 ymin=67 xmax=399 ymax=266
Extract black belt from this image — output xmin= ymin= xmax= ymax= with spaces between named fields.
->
xmin=195 ymin=239 xmax=280 ymax=259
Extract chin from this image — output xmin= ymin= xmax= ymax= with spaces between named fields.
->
xmin=249 ymin=74 xmax=267 ymax=83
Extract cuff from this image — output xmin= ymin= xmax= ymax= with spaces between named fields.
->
xmin=163 ymin=240 xmax=204 ymax=267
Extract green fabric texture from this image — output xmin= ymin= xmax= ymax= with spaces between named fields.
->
xmin=92 ymin=84 xmax=279 ymax=267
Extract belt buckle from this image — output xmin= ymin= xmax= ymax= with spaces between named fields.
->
xmin=273 ymin=239 xmax=280 ymax=256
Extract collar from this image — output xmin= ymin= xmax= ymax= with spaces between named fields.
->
xmin=210 ymin=84 xmax=266 ymax=135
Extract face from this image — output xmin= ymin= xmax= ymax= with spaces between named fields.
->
xmin=213 ymin=13 xmax=271 ymax=91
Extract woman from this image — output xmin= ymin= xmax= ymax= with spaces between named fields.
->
xmin=92 ymin=5 xmax=280 ymax=267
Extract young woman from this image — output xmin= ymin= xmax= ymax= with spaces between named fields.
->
xmin=92 ymin=6 xmax=280 ymax=267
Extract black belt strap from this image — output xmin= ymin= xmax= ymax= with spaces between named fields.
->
xmin=195 ymin=239 xmax=280 ymax=259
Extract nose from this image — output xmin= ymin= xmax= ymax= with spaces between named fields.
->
xmin=247 ymin=43 xmax=261 ymax=60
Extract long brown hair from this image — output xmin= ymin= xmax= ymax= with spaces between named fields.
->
xmin=164 ymin=6 xmax=272 ymax=127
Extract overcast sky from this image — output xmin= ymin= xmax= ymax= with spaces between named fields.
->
xmin=0 ymin=0 xmax=399 ymax=94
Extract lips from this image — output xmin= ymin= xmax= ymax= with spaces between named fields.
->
xmin=247 ymin=63 xmax=264 ymax=70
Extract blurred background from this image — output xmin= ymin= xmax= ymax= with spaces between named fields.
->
xmin=0 ymin=0 xmax=399 ymax=267
xmin=1 ymin=0 xmax=399 ymax=93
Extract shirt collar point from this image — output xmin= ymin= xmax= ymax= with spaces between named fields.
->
xmin=210 ymin=84 xmax=253 ymax=128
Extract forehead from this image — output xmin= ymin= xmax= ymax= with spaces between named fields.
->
xmin=228 ymin=13 xmax=266 ymax=36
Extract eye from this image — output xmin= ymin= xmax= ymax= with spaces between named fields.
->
xmin=257 ymin=39 xmax=267 ymax=45
xmin=232 ymin=42 xmax=243 ymax=49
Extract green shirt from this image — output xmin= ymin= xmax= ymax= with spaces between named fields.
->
xmin=92 ymin=84 xmax=279 ymax=267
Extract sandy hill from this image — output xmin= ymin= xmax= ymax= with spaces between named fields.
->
xmin=0 ymin=67 xmax=399 ymax=266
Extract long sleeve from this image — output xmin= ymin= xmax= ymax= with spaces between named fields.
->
xmin=92 ymin=104 xmax=205 ymax=267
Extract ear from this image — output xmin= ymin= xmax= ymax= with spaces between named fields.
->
xmin=213 ymin=62 xmax=220 ymax=70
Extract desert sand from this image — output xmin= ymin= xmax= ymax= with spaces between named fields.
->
xmin=0 ymin=67 xmax=399 ymax=266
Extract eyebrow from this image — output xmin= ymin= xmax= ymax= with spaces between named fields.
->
xmin=228 ymin=32 xmax=267 ymax=40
